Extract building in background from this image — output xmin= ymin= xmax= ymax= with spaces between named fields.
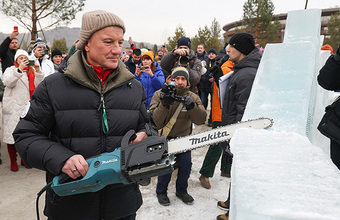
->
xmin=223 ymin=7 xmax=340 ymax=43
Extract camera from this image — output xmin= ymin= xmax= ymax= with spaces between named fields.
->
xmin=160 ymin=80 xmax=185 ymax=105
xmin=179 ymin=53 xmax=189 ymax=66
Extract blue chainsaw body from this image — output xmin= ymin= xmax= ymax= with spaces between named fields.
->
xmin=51 ymin=130 xmax=174 ymax=196
xmin=51 ymin=148 xmax=129 ymax=196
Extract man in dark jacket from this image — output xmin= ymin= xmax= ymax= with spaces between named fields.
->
xmin=13 ymin=10 xmax=149 ymax=220
xmin=196 ymin=44 xmax=208 ymax=61
xmin=125 ymin=48 xmax=142 ymax=74
xmin=0 ymin=30 xmax=19 ymax=73
xmin=317 ymin=46 xmax=340 ymax=170
xmin=160 ymin=36 xmax=201 ymax=93
xmin=217 ymin=33 xmax=262 ymax=220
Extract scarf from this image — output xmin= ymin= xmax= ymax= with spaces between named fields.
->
xmin=14 ymin=62 xmax=35 ymax=99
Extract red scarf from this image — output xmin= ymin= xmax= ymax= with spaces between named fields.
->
xmin=14 ymin=62 xmax=35 ymax=99
xmin=87 ymin=60 xmax=112 ymax=85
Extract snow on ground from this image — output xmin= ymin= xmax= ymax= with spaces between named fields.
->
xmin=136 ymin=124 xmax=231 ymax=219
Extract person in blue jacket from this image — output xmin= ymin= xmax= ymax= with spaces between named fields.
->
xmin=135 ymin=50 xmax=165 ymax=107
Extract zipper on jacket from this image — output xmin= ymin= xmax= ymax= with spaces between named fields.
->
xmin=99 ymin=78 xmax=109 ymax=135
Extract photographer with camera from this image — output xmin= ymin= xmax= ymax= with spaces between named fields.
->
xmin=29 ymin=38 xmax=54 ymax=77
xmin=150 ymin=67 xmax=206 ymax=206
xmin=160 ymin=37 xmax=201 ymax=93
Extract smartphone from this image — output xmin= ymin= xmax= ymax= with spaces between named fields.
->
xmin=28 ymin=60 xmax=35 ymax=66
xmin=14 ymin=26 xmax=18 ymax=32
xmin=122 ymin=51 xmax=126 ymax=56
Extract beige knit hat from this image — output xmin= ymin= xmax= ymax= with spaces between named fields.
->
xmin=76 ymin=10 xmax=125 ymax=50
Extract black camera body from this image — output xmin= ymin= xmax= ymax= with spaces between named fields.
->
xmin=160 ymin=80 xmax=185 ymax=105
xmin=179 ymin=53 xmax=190 ymax=66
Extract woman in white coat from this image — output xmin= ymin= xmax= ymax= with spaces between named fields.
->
xmin=2 ymin=49 xmax=44 ymax=171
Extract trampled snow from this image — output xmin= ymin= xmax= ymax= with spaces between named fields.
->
xmin=230 ymin=129 xmax=340 ymax=220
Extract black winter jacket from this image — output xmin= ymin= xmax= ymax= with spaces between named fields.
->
xmin=317 ymin=54 xmax=340 ymax=145
xmin=318 ymin=54 xmax=340 ymax=90
xmin=13 ymin=51 xmax=147 ymax=220
xmin=200 ymin=58 xmax=215 ymax=93
xmin=125 ymin=56 xmax=141 ymax=74
xmin=221 ymin=48 xmax=262 ymax=126
xmin=0 ymin=37 xmax=16 ymax=72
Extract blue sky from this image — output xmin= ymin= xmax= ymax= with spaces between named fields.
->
xmin=0 ymin=0 xmax=339 ymax=45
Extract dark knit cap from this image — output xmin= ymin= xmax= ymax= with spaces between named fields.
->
xmin=177 ymin=37 xmax=191 ymax=49
xmin=33 ymin=38 xmax=47 ymax=51
xmin=52 ymin=48 xmax=62 ymax=58
xmin=229 ymin=33 xmax=255 ymax=55
xmin=208 ymin=48 xmax=217 ymax=55
xmin=171 ymin=67 xmax=189 ymax=82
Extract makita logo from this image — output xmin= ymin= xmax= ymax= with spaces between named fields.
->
xmin=189 ymin=131 xmax=229 ymax=145
xmin=102 ymin=159 xmax=118 ymax=164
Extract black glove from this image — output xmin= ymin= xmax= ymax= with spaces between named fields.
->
xmin=334 ymin=46 xmax=340 ymax=62
xmin=160 ymin=92 xmax=172 ymax=107
xmin=183 ymin=95 xmax=194 ymax=110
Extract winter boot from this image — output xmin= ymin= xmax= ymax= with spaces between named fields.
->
xmin=216 ymin=212 xmax=229 ymax=220
xmin=217 ymin=201 xmax=229 ymax=211
xmin=199 ymin=175 xmax=211 ymax=189
xmin=7 ymin=145 xmax=18 ymax=172
xmin=21 ymin=159 xmax=31 ymax=169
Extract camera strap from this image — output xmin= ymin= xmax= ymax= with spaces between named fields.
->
xmin=158 ymin=103 xmax=184 ymax=137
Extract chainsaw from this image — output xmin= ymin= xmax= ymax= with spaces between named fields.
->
xmin=51 ymin=118 xmax=273 ymax=196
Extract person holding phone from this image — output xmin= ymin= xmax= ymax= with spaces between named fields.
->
xmin=2 ymin=49 xmax=44 ymax=171
xmin=0 ymin=27 xmax=19 ymax=73
xmin=135 ymin=50 xmax=165 ymax=107
xmin=29 ymin=38 xmax=54 ymax=77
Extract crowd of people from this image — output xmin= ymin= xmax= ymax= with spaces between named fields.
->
xmin=0 ymin=9 xmax=338 ymax=220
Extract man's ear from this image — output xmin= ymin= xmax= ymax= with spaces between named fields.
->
xmin=84 ymin=42 xmax=90 ymax=52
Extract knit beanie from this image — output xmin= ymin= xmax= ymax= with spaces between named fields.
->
xmin=76 ymin=10 xmax=126 ymax=50
xmin=51 ymin=48 xmax=62 ymax=59
xmin=177 ymin=37 xmax=191 ymax=49
xmin=208 ymin=48 xmax=217 ymax=55
xmin=229 ymin=33 xmax=255 ymax=55
xmin=14 ymin=49 xmax=29 ymax=62
xmin=171 ymin=67 xmax=189 ymax=82
xmin=142 ymin=50 xmax=154 ymax=62
xmin=32 ymin=38 xmax=47 ymax=52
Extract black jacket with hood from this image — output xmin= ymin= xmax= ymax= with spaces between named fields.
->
xmin=221 ymin=47 xmax=262 ymax=126
xmin=13 ymin=50 xmax=148 ymax=220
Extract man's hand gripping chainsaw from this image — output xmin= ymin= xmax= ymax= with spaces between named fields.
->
xmin=51 ymin=118 xmax=273 ymax=196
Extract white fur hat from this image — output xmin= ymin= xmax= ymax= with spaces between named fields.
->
xmin=14 ymin=49 xmax=29 ymax=61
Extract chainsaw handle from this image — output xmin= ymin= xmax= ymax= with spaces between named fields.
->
xmin=58 ymin=173 xmax=72 ymax=184
xmin=121 ymin=130 xmax=137 ymax=146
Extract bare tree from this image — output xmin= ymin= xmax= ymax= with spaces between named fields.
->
xmin=0 ymin=0 xmax=85 ymax=43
